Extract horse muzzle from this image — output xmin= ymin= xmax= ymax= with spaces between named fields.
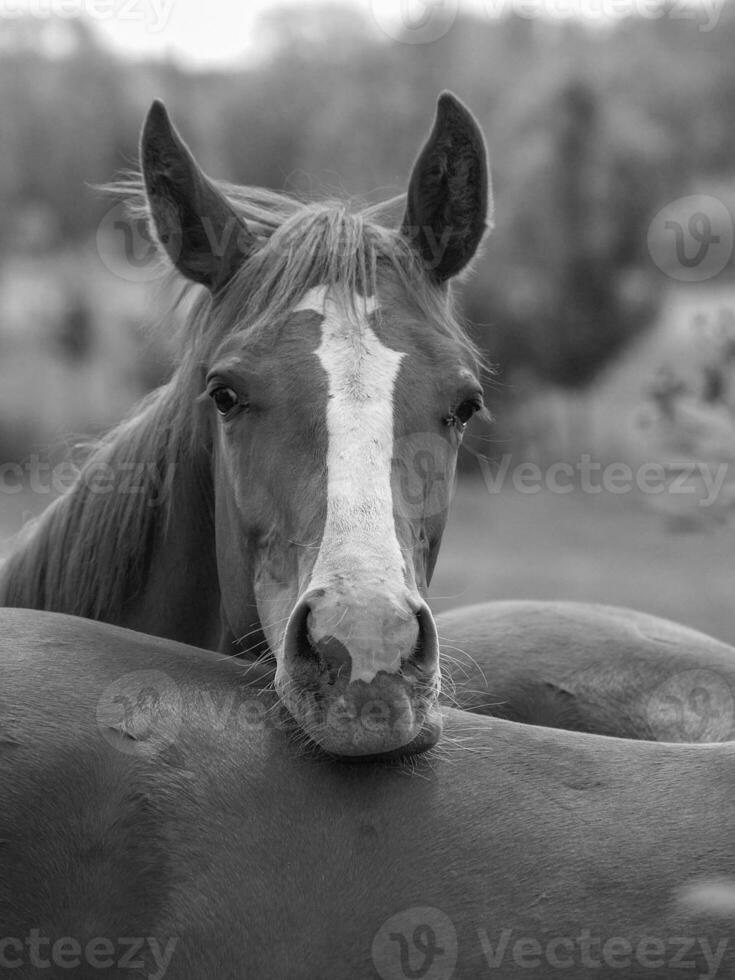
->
xmin=277 ymin=590 xmax=442 ymax=757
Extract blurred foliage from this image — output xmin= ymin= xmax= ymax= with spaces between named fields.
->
xmin=641 ymin=307 xmax=735 ymax=529
xmin=2 ymin=5 xmax=735 ymax=419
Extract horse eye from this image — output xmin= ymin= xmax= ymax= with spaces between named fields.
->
xmin=454 ymin=398 xmax=481 ymax=426
xmin=210 ymin=387 xmax=240 ymax=416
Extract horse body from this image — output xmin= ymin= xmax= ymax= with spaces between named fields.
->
xmin=2 ymin=609 xmax=734 ymax=979
xmin=437 ymin=601 xmax=735 ymax=741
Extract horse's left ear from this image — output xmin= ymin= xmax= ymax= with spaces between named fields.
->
xmin=140 ymin=100 xmax=257 ymax=292
xmin=401 ymin=92 xmax=491 ymax=282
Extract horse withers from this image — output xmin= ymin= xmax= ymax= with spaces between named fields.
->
xmin=0 ymin=93 xmax=490 ymax=758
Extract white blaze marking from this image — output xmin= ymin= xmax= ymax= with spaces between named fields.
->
xmin=294 ymin=285 xmax=408 ymax=681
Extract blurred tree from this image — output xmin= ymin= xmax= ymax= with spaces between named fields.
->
xmin=640 ymin=308 xmax=735 ymax=531
xmin=54 ymin=291 xmax=94 ymax=363
xmin=3 ymin=3 xmax=735 ymax=458
xmin=467 ymin=73 xmax=665 ymax=391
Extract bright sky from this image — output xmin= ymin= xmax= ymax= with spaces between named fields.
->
xmin=91 ymin=0 xmax=322 ymax=66
xmin=10 ymin=0 xmax=472 ymax=66
xmin=5 ymin=0 xmax=724 ymax=66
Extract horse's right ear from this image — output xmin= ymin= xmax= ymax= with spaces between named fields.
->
xmin=140 ymin=100 xmax=256 ymax=292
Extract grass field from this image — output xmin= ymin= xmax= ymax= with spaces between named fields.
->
xmin=2 ymin=477 xmax=733 ymax=647
xmin=429 ymin=478 xmax=735 ymax=646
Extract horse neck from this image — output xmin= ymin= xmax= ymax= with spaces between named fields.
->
xmin=122 ymin=458 xmax=273 ymax=656
xmin=117 ymin=451 xmax=225 ymax=650
xmin=0 ymin=387 xmax=232 ymax=651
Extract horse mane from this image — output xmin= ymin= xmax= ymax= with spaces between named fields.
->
xmin=0 ymin=386 xmax=190 ymax=619
xmin=0 ymin=174 xmax=484 ymax=623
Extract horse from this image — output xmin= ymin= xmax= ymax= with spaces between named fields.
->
xmin=0 ymin=92 xmax=491 ymax=758
xmin=2 ymin=608 xmax=734 ymax=979
xmin=3 ymin=93 xmax=734 ymax=753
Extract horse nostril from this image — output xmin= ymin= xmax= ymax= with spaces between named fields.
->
xmin=284 ymin=593 xmax=438 ymax=686
xmin=406 ymin=616 xmax=425 ymax=669
xmin=315 ymin=635 xmax=352 ymax=685
xmin=405 ymin=605 xmax=439 ymax=675
xmin=292 ymin=601 xmax=320 ymax=664
xmin=289 ymin=599 xmax=353 ymax=684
